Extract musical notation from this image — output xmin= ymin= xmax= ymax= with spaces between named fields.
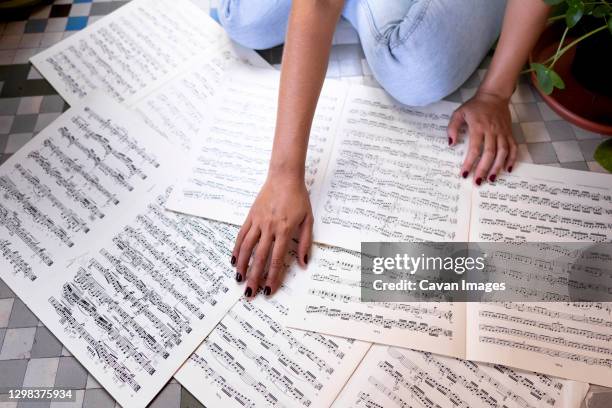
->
xmin=333 ymin=345 xmax=588 ymax=408
xmin=31 ymin=0 xmax=226 ymax=105
xmin=175 ymin=261 xmax=371 ymax=408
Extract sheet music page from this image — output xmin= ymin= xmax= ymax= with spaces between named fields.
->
xmin=312 ymin=85 xmax=472 ymax=251
xmin=166 ymin=66 xmax=347 ymax=226
xmin=0 ymin=93 xmax=170 ymax=295
xmin=466 ymin=163 xmax=612 ymax=387
xmin=31 ymin=0 xmax=225 ymax=105
xmin=333 ymin=344 xmax=589 ymax=408
xmin=175 ymin=253 xmax=372 ymax=408
xmin=128 ymin=38 xmax=270 ymax=151
xmin=0 ymin=96 xmax=243 ymax=407
xmin=284 ymin=244 xmax=466 ymax=358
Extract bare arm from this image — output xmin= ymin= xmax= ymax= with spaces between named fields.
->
xmin=449 ymin=0 xmax=551 ymax=184
xmin=232 ymin=0 xmax=345 ymax=298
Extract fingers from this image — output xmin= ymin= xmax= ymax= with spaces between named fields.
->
xmin=264 ymin=232 xmax=291 ymax=296
xmin=506 ymin=133 xmax=518 ymax=173
xmin=244 ymin=233 xmax=273 ymax=298
xmin=232 ymin=217 xmax=252 ymax=270
xmin=460 ymin=128 xmax=483 ymax=179
xmin=474 ymin=133 xmax=496 ymax=186
xmin=235 ymin=226 xmax=260 ymax=281
xmin=487 ymin=134 xmax=508 ymax=183
xmin=297 ymin=214 xmax=313 ymax=267
xmin=447 ymin=109 xmax=465 ymax=146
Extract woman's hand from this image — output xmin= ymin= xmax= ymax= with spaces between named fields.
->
xmin=447 ymin=90 xmax=517 ymax=185
xmin=232 ymin=174 xmax=312 ymax=298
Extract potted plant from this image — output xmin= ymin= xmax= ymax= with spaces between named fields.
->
xmin=528 ymin=0 xmax=612 ymax=171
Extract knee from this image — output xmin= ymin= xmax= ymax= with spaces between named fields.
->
xmin=368 ymin=55 xmax=466 ymax=106
xmin=218 ymin=0 xmax=291 ymax=49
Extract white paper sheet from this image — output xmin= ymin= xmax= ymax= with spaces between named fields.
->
xmin=166 ymin=68 xmax=472 ymax=250
xmin=467 ymin=163 xmax=612 ymax=388
xmin=128 ymin=38 xmax=270 ymax=151
xmin=0 ymin=95 xmax=243 ymax=407
xmin=175 ymin=251 xmax=372 ymax=408
xmin=312 ymin=86 xmax=471 ymax=251
xmin=167 ymin=66 xmax=346 ymax=226
xmin=333 ymin=344 xmax=589 ymax=408
xmin=284 ymin=244 xmax=465 ymax=358
xmin=31 ymin=0 xmax=226 ymax=105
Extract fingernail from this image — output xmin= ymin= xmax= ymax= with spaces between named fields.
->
xmin=508 ymin=166 xmax=513 ymax=173
xmin=476 ymin=177 xmax=482 ymax=186
xmin=235 ymin=272 xmax=242 ymax=282
xmin=231 ymin=255 xmax=236 ymax=266
xmin=244 ymin=287 xmax=252 ymax=297
xmin=462 ymin=171 xmax=468 ymax=179
xmin=489 ymin=174 xmax=496 ymax=183
xmin=264 ymin=286 xmax=271 ymax=296
xmin=304 ymin=254 xmax=308 ymax=265
xmin=448 ymin=137 xmax=452 ymax=146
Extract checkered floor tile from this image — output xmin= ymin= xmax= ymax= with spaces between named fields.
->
xmin=0 ymin=1 xmax=610 ymax=407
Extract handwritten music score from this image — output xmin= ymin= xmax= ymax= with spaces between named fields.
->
xmin=0 ymin=96 xmax=243 ymax=408
xmin=167 ymin=66 xmax=470 ymax=248
xmin=31 ymin=0 xmax=226 ymax=105
xmin=175 ymin=258 xmax=371 ymax=408
xmin=333 ymin=345 xmax=589 ymax=408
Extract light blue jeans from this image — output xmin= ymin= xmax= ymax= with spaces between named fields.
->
xmin=218 ymin=0 xmax=506 ymax=106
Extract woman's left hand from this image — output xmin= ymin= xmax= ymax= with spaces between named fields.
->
xmin=447 ymin=90 xmax=517 ymax=185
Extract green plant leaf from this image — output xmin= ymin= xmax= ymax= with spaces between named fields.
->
xmin=592 ymin=4 xmax=609 ymax=17
xmin=544 ymin=0 xmax=566 ymax=4
xmin=566 ymin=3 xmax=584 ymax=27
xmin=531 ymin=63 xmax=554 ymax=94
xmin=549 ymin=69 xmax=565 ymax=90
xmin=594 ymin=138 xmax=612 ymax=173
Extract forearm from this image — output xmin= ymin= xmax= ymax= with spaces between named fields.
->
xmin=480 ymin=0 xmax=551 ymax=99
xmin=269 ymin=0 xmax=345 ymax=180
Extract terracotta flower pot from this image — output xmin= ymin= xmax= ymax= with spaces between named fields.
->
xmin=530 ymin=23 xmax=612 ymax=136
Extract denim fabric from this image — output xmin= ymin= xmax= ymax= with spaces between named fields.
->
xmin=218 ymin=0 xmax=506 ymax=106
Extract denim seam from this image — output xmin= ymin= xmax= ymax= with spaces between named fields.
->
xmin=358 ymin=0 xmax=433 ymax=50
xmin=390 ymin=0 xmax=432 ymax=49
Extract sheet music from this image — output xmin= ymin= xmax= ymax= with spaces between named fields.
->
xmin=167 ymin=70 xmax=471 ymax=251
xmin=128 ymin=38 xmax=270 ymax=151
xmin=31 ymin=0 xmax=225 ymax=105
xmin=467 ymin=163 xmax=612 ymax=387
xmin=284 ymin=244 xmax=465 ymax=358
xmin=333 ymin=344 xmax=589 ymax=408
xmin=0 ymin=96 xmax=243 ymax=407
xmin=175 ymin=252 xmax=372 ymax=408
xmin=313 ymin=86 xmax=471 ymax=251
xmin=167 ymin=66 xmax=346 ymax=226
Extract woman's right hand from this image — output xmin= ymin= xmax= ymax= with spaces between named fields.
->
xmin=232 ymin=174 xmax=313 ymax=298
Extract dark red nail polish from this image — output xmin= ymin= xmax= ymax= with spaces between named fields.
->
xmin=264 ymin=286 xmax=271 ymax=296
xmin=304 ymin=254 xmax=308 ymax=265
xmin=448 ymin=137 xmax=452 ymax=146
xmin=508 ymin=166 xmax=513 ymax=173
xmin=489 ymin=174 xmax=496 ymax=183
xmin=231 ymin=255 xmax=236 ymax=266
xmin=462 ymin=171 xmax=468 ymax=179
xmin=476 ymin=177 xmax=482 ymax=186
xmin=235 ymin=272 xmax=242 ymax=282
xmin=244 ymin=287 xmax=252 ymax=297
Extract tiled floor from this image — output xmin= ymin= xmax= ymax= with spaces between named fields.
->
xmin=0 ymin=1 xmax=610 ymax=408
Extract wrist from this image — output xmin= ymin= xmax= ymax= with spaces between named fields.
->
xmin=268 ymin=161 xmax=305 ymax=182
xmin=478 ymin=77 xmax=515 ymax=102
